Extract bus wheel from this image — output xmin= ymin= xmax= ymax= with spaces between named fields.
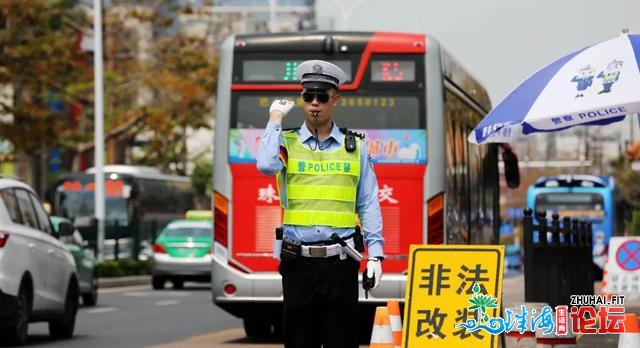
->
xmin=152 ymin=276 xmax=165 ymax=290
xmin=243 ymin=316 xmax=272 ymax=339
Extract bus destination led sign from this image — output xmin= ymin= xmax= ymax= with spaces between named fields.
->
xmin=242 ymin=60 xmax=352 ymax=82
xmin=371 ymin=60 xmax=416 ymax=82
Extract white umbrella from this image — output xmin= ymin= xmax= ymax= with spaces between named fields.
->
xmin=469 ymin=32 xmax=640 ymax=144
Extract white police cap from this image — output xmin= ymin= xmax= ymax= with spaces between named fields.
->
xmin=297 ymin=60 xmax=347 ymax=90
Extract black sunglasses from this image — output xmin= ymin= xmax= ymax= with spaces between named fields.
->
xmin=301 ymin=92 xmax=333 ymax=103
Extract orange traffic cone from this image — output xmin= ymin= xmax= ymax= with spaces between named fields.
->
xmin=370 ymin=306 xmax=394 ymax=348
xmin=618 ymin=313 xmax=640 ymax=348
xmin=387 ymin=300 xmax=402 ymax=348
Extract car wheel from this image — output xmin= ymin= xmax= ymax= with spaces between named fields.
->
xmin=152 ymin=276 xmax=165 ymax=290
xmin=0 ymin=283 xmax=30 ymax=346
xmin=172 ymin=279 xmax=184 ymax=289
xmin=49 ymin=280 xmax=78 ymax=339
xmin=82 ymin=273 xmax=99 ymax=306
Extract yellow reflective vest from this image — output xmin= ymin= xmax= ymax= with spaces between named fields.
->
xmin=277 ymin=130 xmax=361 ymax=227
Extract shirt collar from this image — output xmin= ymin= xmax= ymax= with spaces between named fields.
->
xmin=299 ymin=121 xmax=343 ymax=145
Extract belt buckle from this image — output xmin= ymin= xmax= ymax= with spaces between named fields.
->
xmin=308 ymin=246 xmax=326 ymax=257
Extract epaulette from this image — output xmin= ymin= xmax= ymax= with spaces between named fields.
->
xmin=339 ymin=127 xmax=365 ymax=139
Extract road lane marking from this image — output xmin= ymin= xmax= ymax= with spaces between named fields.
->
xmin=124 ymin=291 xmax=190 ymax=297
xmin=155 ymin=300 xmax=179 ymax=306
xmin=100 ymin=285 xmax=150 ymax=294
xmin=84 ymin=307 xmax=118 ymax=314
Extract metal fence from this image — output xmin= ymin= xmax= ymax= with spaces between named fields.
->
xmin=522 ymin=208 xmax=594 ymax=308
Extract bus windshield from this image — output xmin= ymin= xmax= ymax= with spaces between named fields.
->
xmin=534 ymin=192 xmax=605 ymax=221
xmin=56 ymin=190 xmax=129 ymax=224
xmin=234 ymin=93 xmax=422 ymax=130
xmin=53 ymin=177 xmax=133 ymax=225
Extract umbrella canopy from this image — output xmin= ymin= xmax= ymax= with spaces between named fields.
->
xmin=469 ymin=33 xmax=640 ymax=144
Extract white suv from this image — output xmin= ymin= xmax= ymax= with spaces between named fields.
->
xmin=0 ymin=178 xmax=79 ymax=345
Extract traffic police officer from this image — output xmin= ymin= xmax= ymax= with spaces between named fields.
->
xmin=257 ymin=60 xmax=384 ymax=348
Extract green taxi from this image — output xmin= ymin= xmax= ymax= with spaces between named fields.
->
xmin=50 ymin=216 xmax=99 ymax=306
xmin=151 ymin=211 xmax=212 ymax=290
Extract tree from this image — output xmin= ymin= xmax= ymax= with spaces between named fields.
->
xmin=610 ymin=155 xmax=640 ymax=210
xmin=190 ymin=159 xmax=212 ymax=209
xmin=132 ymin=33 xmax=218 ymax=174
xmin=0 ymin=0 xmax=91 ymax=191
xmin=96 ymin=4 xmax=218 ymax=175
xmin=0 ymin=1 xmax=219 ymax=194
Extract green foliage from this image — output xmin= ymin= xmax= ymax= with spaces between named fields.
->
xmin=128 ymin=29 xmax=219 ymax=174
xmin=609 ymin=157 xmax=640 ymax=216
xmin=1 ymin=2 xmax=219 ymax=182
xmin=628 ymin=211 xmax=640 ymax=236
xmin=0 ymin=0 xmax=91 ymax=153
xmin=97 ymin=259 xmax=151 ymax=278
xmin=191 ymin=160 xmax=212 ymax=197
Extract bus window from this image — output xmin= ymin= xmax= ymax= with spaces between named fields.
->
xmin=534 ymin=192 xmax=605 ymax=221
xmin=55 ymin=180 xmax=130 ymax=225
xmin=234 ymin=94 xmax=421 ymax=130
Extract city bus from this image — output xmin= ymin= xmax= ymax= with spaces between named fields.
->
xmin=211 ymin=31 xmax=520 ymax=338
xmin=525 ymin=174 xmax=627 ymax=280
xmin=50 ymin=165 xmax=195 ymax=258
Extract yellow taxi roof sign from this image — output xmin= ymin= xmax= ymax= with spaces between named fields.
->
xmin=185 ymin=210 xmax=212 ymax=220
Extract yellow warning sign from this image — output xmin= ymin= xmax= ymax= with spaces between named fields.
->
xmin=402 ymin=245 xmax=505 ymax=348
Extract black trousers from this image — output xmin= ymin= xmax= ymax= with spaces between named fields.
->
xmin=279 ymin=255 xmax=360 ymax=348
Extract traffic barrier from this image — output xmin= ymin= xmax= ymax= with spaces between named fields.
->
xmin=504 ymin=303 xmax=547 ymax=348
xmin=369 ymin=306 xmax=394 ymax=348
xmin=617 ymin=313 xmax=639 ymax=348
xmin=522 ymin=209 xmax=594 ymax=308
xmin=387 ymin=300 xmax=402 ymax=348
xmin=535 ymin=310 xmax=576 ymax=348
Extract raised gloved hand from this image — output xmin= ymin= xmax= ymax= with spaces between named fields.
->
xmin=366 ymin=257 xmax=382 ymax=289
xmin=269 ymin=99 xmax=295 ymax=119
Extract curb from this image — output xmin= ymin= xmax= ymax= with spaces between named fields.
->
xmin=99 ymin=275 xmax=151 ymax=289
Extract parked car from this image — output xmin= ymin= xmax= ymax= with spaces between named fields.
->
xmin=151 ymin=211 xmax=212 ymax=290
xmin=50 ymin=216 xmax=99 ymax=306
xmin=0 ymin=178 xmax=79 ymax=345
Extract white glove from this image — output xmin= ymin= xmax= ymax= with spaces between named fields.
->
xmin=269 ymin=99 xmax=295 ymax=118
xmin=366 ymin=257 xmax=382 ymax=289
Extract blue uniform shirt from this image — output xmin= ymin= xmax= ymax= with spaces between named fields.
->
xmin=257 ymin=120 xmax=384 ymax=258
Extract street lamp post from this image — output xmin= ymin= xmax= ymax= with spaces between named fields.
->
xmin=267 ymin=0 xmax=277 ymax=32
xmin=329 ymin=0 xmax=368 ymax=30
xmin=93 ymin=0 xmax=105 ymax=262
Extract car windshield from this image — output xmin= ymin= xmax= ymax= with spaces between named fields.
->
xmin=163 ymin=227 xmax=210 ymax=238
